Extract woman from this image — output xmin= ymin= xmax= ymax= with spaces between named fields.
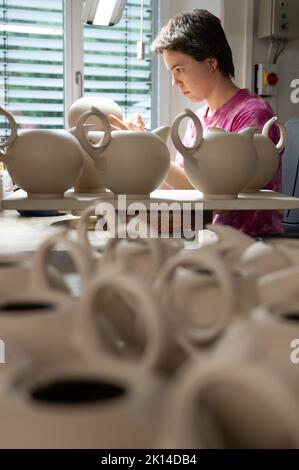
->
xmin=110 ymin=9 xmax=283 ymax=237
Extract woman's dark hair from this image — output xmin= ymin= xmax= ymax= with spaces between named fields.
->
xmin=151 ymin=9 xmax=235 ymax=79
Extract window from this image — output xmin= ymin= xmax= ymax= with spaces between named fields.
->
xmin=0 ymin=0 xmax=157 ymax=132
xmin=84 ymin=0 xmax=154 ymax=127
xmin=0 ymin=0 xmax=64 ymax=129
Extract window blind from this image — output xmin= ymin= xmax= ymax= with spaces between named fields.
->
xmin=0 ymin=0 xmax=155 ymax=132
xmin=0 ymin=0 xmax=64 ymax=129
xmin=84 ymin=0 xmax=153 ymax=127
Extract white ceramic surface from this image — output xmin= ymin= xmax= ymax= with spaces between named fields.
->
xmin=0 ymin=231 xmax=92 ymax=360
xmin=171 ymin=108 xmax=258 ymax=199
xmin=75 ymin=107 xmax=171 ymax=197
xmin=0 ymin=107 xmax=83 ymax=198
xmin=0 ymin=356 xmax=165 ymax=448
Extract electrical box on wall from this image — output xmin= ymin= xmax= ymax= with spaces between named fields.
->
xmin=257 ymin=0 xmax=299 ymax=39
xmin=255 ymin=63 xmax=279 ymax=96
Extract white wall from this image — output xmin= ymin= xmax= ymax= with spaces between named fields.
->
xmin=220 ymin=0 xmax=254 ymax=89
xmin=251 ymin=0 xmax=299 ymax=123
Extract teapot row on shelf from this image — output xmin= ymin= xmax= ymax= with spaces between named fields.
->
xmin=0 ymin=96 xmax=286 ymax=201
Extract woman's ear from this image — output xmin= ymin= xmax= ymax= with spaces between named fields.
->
xmin=207 ymin=58 xmax=218 ymax=72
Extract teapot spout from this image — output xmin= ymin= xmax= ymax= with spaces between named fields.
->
xmin=152 ymin=126 xmax=170 ymax=143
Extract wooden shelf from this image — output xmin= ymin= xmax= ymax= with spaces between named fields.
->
xmin=2 ymin=188 xmax=299 ymax=211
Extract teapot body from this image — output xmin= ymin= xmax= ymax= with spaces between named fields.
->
xmin=185 ymin=131 xmax=258 ymax=198
xmin=68 ymin=96 xmax=123 ymax=129
xmin=4 ymin=129 xmax=83 ymax=198
xmin=0 ymin=107 xmax=83 ymax=198
xmin=75 ymin=108 xmax=171 ymax=197
xmin=96 ymin=130 xmax=170 ymax=196
xmin=171 ymin=109 xmax=258 ymax=199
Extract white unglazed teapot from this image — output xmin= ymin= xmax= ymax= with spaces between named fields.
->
xmin=75 ymin=265 xmax=173 ymax=373
xmin=250 ymin=291 xmax=299 ymax=401
xmin=243 ymin=116 xmax=287 ymax=192
xmin=171 ymin=108 xmax=258 ymax=198
xmin=0 ymin=107 xmax=83 ymax=198
xmin=68 ymin=96 xmax=123 ymax=130
xmin=154 ymin=246 xmax=236 ymax=352
xmin=0 ymin=230 xmax=92 ymax=361
xmin=0 ymin=355 xmax=165 ymax=448
xmin=68 ymin=96 xmax=123 ymax=194
xmin=75 ymin=107 xmax=170 ymax=197
xmin=157 ymin=355 xmax=299 ymax=449
xmin=207 ymin=224 xmax=299 ymax=316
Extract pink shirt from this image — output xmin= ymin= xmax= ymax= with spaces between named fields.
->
xmin=176 ymin=88 xmax=284 ymax=237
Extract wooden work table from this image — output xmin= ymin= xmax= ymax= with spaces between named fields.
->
xmin=1 ymin=188 xmax=298 ymax=255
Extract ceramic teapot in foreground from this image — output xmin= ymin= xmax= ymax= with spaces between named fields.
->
xmin=68 ymin=96 xmax=123 ymax=194
xmin=157 ymin=354 xmax=299 ymax=448
xmin=75 ymin=107 xmax=171 ymax=197
xmin=243 ymin=116 xmax=287 ymax=192
xmin=154 ymin=246 xmax=236 ymax=352
xmin=171 ymin=108 xmax=258 ymax=198
xmin=0 ymin=230 xmax=92 ymax=361
xmin=0 ymin=355 xmax=165 ymax=448
xmin=0 ymin=107 xmax=83 ymax=199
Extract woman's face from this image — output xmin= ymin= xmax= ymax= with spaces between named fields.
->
xmin=163 ymin=50 xmax=217 ymax=103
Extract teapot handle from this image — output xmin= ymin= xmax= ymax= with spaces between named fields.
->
xmin=0 ymin=107 xmax=18 ymax=156
xmin=171 ymin=108 xmax=203 ymax=157
xmin=77 ymin=202 xmax=129 ymax=261
xmin=102 ymin=216 xmax=166 ymax=278
xmin=262 ymin=116 xmax=287 ymax=153
xmin=258 ymin=264 xmax=299 ymax=308
xmin=29 ymin=230 xmax=93 ymax=293
xmin=76 ymin=107 xmax=112 ymax=159
xmin=155 ymin=246 xmax=235 ymax=346
xmin=77 ymin=266 xmax=166 ymax=372
xmin=76 ymin=203 xmax=103 ymax=261
xmin=206 ymin=223 xmax=254 ymax=261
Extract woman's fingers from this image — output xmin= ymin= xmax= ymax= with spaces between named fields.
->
xmin=127 ymin=122 xmax=144 ymax=131
xmin=136 ymin=113 xmax=145 ymax=127
xmin=108 ymin=113 xmax=145 ymax=131
xmin=108 ymin=114 xmax=129 ymax=130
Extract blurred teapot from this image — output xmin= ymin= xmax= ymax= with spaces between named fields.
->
xmin=0 ymin=107 xmax=83 ymax=198
xmin=157 ymin=354 xmax=299 ymax=449
xmin=171 ymin=108 xmax=258 ymax=198
xmin=75 ymin=107 xmax=170 ymax=197
xmin=0 ymin=355 xmax=165 ymax=448
xmin=154 ymin=246 xmax=236 ymax=351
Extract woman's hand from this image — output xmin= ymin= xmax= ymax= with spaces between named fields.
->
xmin=109 ymin=113 xmax=145 ymax=131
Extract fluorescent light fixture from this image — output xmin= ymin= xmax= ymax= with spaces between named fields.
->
xmin=81 ymin=0 xmax=127 ymax=26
